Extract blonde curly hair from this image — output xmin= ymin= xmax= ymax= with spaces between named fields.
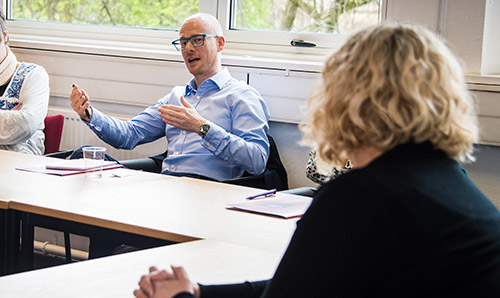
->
xmin=301 ymin=23 xmax=478 ymax=166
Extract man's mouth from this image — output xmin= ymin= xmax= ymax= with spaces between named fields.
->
xmin=188 ymin=58 xmax=200 ymax=63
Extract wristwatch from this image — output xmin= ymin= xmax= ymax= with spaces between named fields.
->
xmin=199 ymin=122 xmax=210 ymax=138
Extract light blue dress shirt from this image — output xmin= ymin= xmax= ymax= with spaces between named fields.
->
xmin=87 ymin=68 xmax=270 ymax=181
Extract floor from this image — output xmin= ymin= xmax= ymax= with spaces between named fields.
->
xmin=33 ymin=252 xmax=67 ymax=270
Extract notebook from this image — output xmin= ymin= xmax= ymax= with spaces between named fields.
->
xmin=226 ymin=195 xmax=313 ymax=219
xmin=45 ymin=159 xmax=119 ymax=171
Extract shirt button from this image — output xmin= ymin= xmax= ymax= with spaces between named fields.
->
xmin=174 ymin=151 xmax=179 ymax=155
xmin=196 ymin=96 xmax=200 ymax=100
xmin=170 ymin=165 xmax=175 ymax=170
xmin=225 ymin=157 xmax=228 ymax=161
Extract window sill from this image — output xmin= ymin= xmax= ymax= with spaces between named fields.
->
xmin=466 ymin=74 xmax=500 ymax=92
xmin=10 ymin=33 xmax=324 ymax=74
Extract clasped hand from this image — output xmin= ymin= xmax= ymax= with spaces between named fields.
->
xmin=158 ymin=96 xmax=206 ymax=133
xmin=134 ymin=266 xmax=200 ymax=298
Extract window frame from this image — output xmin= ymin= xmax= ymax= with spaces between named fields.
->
xmin=3 ymin=0 xmax=385 ymax=62
xmin=3 ymin=0 xmax=497 ymax=77
xmin=218 ymin=0 xmax=383 ymax=54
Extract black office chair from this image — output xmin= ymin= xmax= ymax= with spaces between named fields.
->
xmin=281 ymin=186 xmax=317 ymax=197
xmin=223 ymin=135 xmax=288 ymax=190
xmin=121 ymin=134 xmax=288 ymax=190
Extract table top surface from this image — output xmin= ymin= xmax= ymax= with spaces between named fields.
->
xmin=0 ymin=149 xmax=306 ymax=295
xmin=0 ymin=150 xmax=299 ymax=251
xmin=0 ymin=239 xmax=281 ymax=298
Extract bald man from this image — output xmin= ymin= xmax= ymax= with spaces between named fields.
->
xmin=69 ymin=13 xmax=270 ymax=181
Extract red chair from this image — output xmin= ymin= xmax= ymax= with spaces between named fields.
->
xmin=43 ymin=114 xmax=64 ymax=155
xmin=41 ymin=114 xmax=76 ymax=264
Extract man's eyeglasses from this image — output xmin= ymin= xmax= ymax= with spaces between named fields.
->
xmin=172 ymin=34 xmax=219 ymax=51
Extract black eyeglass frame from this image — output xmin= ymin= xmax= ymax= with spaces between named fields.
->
xmin=172 ymin=34 xmax=219 ymax=51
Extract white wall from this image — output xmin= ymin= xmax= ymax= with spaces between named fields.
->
xmin=482 ymin=0 xmax=500 ymax=75
xmin=385 ymin=0 xmax=500 ymax=146
xmin=385 ymin=0 xmax=487 ymax=74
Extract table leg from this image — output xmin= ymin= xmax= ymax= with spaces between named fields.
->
xmin=0 ymin=209 xmax=5 ymax=276
xmin=4 ymin=210 xmax=21 ymax=275
xmin=20 ymin=212 xmax=34 ymax=272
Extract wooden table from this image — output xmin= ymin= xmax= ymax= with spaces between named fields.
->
xmin=0 ymin=149 xmax=175 ymax=273
xmin=0 ymin=239 xmax=282 ymax=298
xmin=1 ymin=150 xmax=297 ymax=248
xmin=8 ymin=175 xmax=298 ymax=250
xmin=0 ymin=150 xmax=300 ymax=283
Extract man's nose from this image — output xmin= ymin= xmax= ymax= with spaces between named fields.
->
xmin=185 ymin=41 xmax=196 ymax=51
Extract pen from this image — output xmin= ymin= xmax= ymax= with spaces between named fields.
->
xmin=73 ymin=83 xmax=91 ymax=119
xmin=246 ymin=189 xmax=277 ymax=200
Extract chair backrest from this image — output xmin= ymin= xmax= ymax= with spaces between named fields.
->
xmin=121 ymin=134 xmax=289 ymax=190
xmin=223 ymin=134 xmax=289 ymax=190
xmin=43 ymin=114 xmax=64 ymax=154
xmin=263 ymin=134 xmax=288 ymax=190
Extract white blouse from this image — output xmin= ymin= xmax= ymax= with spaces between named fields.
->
xmin=0 ymin=63 xmax=50 ymax=155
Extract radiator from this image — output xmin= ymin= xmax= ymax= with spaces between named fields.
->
xmin=47 ymin=106 xmax=166 ymax=161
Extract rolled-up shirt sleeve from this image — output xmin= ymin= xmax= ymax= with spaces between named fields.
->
xmin=87 ymin=98 xmax=167 ymax=150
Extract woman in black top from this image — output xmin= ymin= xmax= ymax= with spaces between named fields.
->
xmin=134 ymin=23 xmax=500 ymax=298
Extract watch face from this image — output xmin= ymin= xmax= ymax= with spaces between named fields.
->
xmin=200 ymin=123 xmax=210 ymax=136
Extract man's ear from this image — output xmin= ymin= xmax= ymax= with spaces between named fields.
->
xmin=217 ymin=35 xmax=225 ymax=52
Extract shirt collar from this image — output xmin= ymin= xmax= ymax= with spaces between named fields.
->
xmin=184 ymin=68 xmax=231 ymax=97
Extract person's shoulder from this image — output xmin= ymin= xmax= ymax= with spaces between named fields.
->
xmin=318 ymin=169 xmax=370 ymax=192
xmin=9 ymin=63 xmax=49 ymax=95
xmin=219 ymin=72 xmax=258 ymax=93
xmin=225 ymin=80 xmax=263 ymax=101
xmin=19 ymin=62 xmax=48 ymax=78
xmin=313 ymin=168 xmax=384 ymax=208
xmin=225 ymin=77 xmax=251 ymax=89
xmin=19 ymin=62 xmax=43 ymax=70
xmin=161 ymin=86 xmax=186 ymax=103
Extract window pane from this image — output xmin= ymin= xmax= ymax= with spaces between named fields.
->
xmin=10 ymin=0 xmax=198 ymax=30
xmin=231 ymin=0 xmax=380 ymax=34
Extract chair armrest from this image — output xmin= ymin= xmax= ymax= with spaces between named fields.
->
xmin=280 ymin=187 xmax=317 ymax=197
xmin=222 ymin=168 xmax=289 ymax=191
xmin=120 ymin=157 xmax=162 ymax=173
xmin=43 ymin=149 xmax=74 ymax=159
xmin=223 ymin=173 xmax=267 ymax=189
